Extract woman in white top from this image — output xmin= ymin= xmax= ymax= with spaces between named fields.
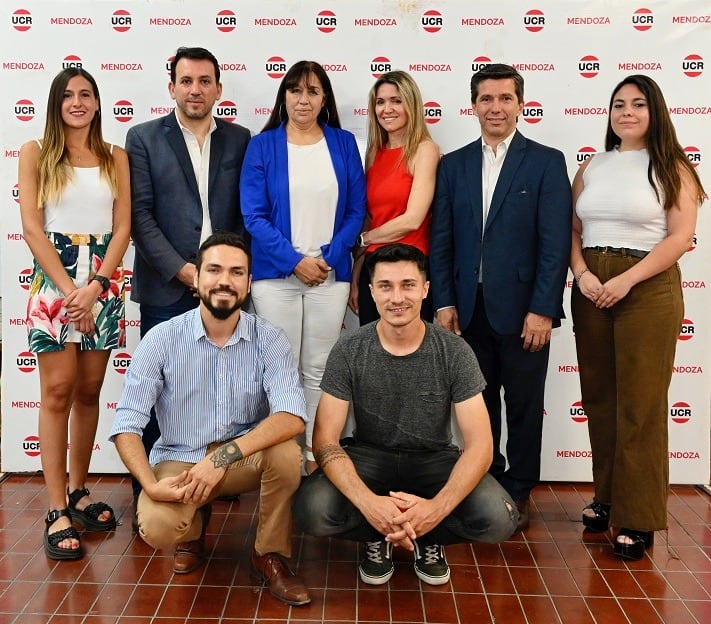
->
xmin=570 ymin=75 xmax=704 ymax=560
xmin=19 ymin=68 xmax=130 ymax=560
xmin=241 ymin=61 xmax=366 ymax=473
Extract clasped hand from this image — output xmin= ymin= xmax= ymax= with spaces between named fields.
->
xmin=294 ymin=257 xmax=330 ymax=287
xmin=146 ymin=458 xmax=226 ymax=505
xmin=64 ymin=284 xmax=98 ymax=334
xmin=579 ymin=271 xmax=632 ymax=308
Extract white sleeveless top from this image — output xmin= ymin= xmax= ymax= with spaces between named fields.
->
xmin=40 ymin=142 xmax=115 ymax=233
xmin=575 ymin=148 xmax=667 ymax=251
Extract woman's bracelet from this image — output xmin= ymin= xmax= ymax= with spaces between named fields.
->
xmin=574 ymin=268 xmax=589 ymax=285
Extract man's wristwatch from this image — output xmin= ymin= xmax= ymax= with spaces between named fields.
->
xmin=90 ymin=275 xmax=111 ymax=293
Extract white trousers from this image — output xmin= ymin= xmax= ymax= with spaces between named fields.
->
xmin=251 ymin=274 xmax=349 ymax=455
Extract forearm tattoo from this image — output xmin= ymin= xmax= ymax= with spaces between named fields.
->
xmin=210 ymin=440 xmax=243 ymax=469
xmin=315 ymin=444 xmax=348 ymax=469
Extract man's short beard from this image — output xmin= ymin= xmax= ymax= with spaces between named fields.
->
xmin=200 ymin=290 xmax=244 ymax=320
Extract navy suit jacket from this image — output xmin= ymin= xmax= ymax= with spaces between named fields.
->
xmin=126 ymin=112 xmax=251 ymax=306
xmin=429 ymin=131 xmax=572 ymax=335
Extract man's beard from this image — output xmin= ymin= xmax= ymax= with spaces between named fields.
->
xmin=200 ymin=288 xmax=245 ymax=320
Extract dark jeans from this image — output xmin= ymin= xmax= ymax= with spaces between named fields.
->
xmin=131 ymin=290 xmax=198 ymax=497
xmin=292 ymin=441 xmax=518 ymax=545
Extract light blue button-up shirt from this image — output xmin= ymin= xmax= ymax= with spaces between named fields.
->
xmin=110 ymin=308 xmax=307 ymax=465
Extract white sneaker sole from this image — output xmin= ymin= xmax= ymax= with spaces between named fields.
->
xmin=414 ymin=565 xmax=450 ymax=585
xmin=359 ymin=565 xmax=394 ymax=585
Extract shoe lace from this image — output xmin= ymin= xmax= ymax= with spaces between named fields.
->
xmin=365 ymin=541 xmax=386 ymax=563
xmin=421 ymin=544 xmax=442 ymax=565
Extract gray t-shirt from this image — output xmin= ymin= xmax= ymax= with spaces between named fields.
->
xmin=320 ymin=322 xmax=486 ymax=451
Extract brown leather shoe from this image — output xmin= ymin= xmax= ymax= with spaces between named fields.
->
xmin=172 ymin=504 xmax=212 ymax=574
xmin=251 ymin=550 xmax=311 ymax=606
xmin=514 ymin=499 xmax=530 ymax=533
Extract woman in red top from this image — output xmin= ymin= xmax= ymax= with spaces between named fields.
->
xmin=349 ymin=70 xmax=440 ymax=325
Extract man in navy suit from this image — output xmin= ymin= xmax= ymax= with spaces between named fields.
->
xmin=125 ymin=47 xmax=251 ymax=502
xmin=430 ymin=64 xmax=571 ymax=532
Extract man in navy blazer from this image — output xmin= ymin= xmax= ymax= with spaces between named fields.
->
xmin=430 ymin=64 xmax=571 ymax=532
xmin=125 ymin=47 xmax=250 ymax=504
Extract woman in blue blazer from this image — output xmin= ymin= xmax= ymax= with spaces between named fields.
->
xmin=241 ymin=60 xmax=366 ymax=473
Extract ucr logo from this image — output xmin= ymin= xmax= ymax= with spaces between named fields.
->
xmin=111 ymin=9 xmax=132 ymax=32
xmin=63 ymin=54 xmax=82 ymax=70
xmin=577 ymin=146 xmax=598 ymax=165
xmin=12 ymin=8 xmax=32 ymax=31
xmin=15 ymin=98 xmax=35 ymax=122
xmin=166 ymin=55 xmax=175 ymax=75
xmin=524 ymin=9 xmax=545 ymax=32
xmin=684 ymin=146 xmax=701 ymax=168
xmin=423 ymin=101 xmax=442 ymax=124
xmin=632 ymin=8 xmax=653 ymax=31
xmin=266 ymin=56 xmax=287 ymax=79
xmin=472 ymin=56 xmax=493 ymax=72
xmin=371 ymin=56 xmax=392 ymax=78
xmin=421 ymin=9 xmax=443 ymax=33
xmin=23 ymin=435 xmax=41 ymax=457
xmin=113 ymin=100 xmax=134 ymax=123
xmin=688 ymin=233 xmax=697 ymax=252
xmin=12 ymin=183 xmax=20 ymax=203
xmin=216 ymin=100 xmax=238 ymax=122
xmin=670 ymin=401 xmax=691 ymax=424
xmin=679 ymin=318 xmax=694 ymax=341
xmin=316 ymin=9 xmax=337 ymax=33
xmin=17 ymin=351 xmax=37 ymax=373
xmin=570 ymin=400 xmax=587 ymax=423
xmin=113 ymin=351 xmax=132 ymax=374
xmin=579 ymin=55 xmax=600 ymax=78
xmin=18 ymin=267 xmax=33 ymax=290
xmin=522 ymin=101 xmax=544 ymax=124
xmin=123 ymin=268 xmax=133 ymax=293
xmin=216 ymin=9 xmax=236 ymax=32
xmin=682 ymin=54 xmax=703 ymax=78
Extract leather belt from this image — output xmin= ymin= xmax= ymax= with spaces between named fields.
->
xmin=587 ymin=246 xmax=649 ymax=259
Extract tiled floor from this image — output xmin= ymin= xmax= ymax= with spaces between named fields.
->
xmin=0 ymin=475 xmax=709 ymax=624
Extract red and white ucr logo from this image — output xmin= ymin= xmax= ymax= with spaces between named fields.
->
xmin=216 ymin=9 xmax=236 ymax=32
xmin=23 ymin=435 xmax=41 ymax=457
xmin=684 ymin=146 xmax=701 ymax=168
xmin=524 ymin=9 xmax=545 ymax=32
xmin=683 ymin=54 xmax=703 ymax=78
xmin=13 ymin=183 xmax=20 ymax=203
xmin=316 ymin=10 xmax=336 ymax=33
xmin=17 ymin=351 xmax=37 ymax=373
xmin=216 ymin=100 xmax=238 ymax=123
xmin=266 ymin=56 xmax=287 ymax=79
xmin=570 ymin=401 xmax=587 ymax=423
xmin=577 ymin=146 xmax=598 ymax=166
xmin=112 ymin=9 xmax=132 ymax=32
xmin=423 ymin=101 xmax=442 ymax=124
xmin=472 ymin=56 xmax=492 ymax=72
xmin=63 ymin=54 xmax=82 ymax=69
xmin=421 ymin=9 xmax=443 ymax=33
xmin=12 ymin=8 xmax=32 ymax=32
xmin=678 ymin=318 xmax=694 ymax=341
xmin=113 ymin=100 xmax=134 ymax=123
xmin=123 ymin=269 xmax=133 ymax=293
xmin=18 ymin=267 xmax=33 ymax=291
xmin=632 ymin=8 xmax=653 ymax=31
xmin=370 ymin=56 xmax=392 ymax=79
xmin=15 ymin=99 xmax=35 ymax=122
xmin=670 ymin=402 xmax=691 ymax=424
xmin=522 ymin=101 xmax=543 ymax=124
xmin=113 ymin=352 xmax=132 ymax=374
xmin=579 ymin=55 xmax=600 ymax=78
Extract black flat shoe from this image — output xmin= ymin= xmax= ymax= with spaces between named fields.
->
xmin=44 ymin=508 xmax=83 ymax=561
xmin=613 ymin=528 xmax=653 ymax=561
xmin=582 ymin=502 xmax=611 ymax=532
xmin=67 ymin=487 xmax=117 ymax=532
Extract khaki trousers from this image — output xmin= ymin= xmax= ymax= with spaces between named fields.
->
xmin=137 ymin=438 xmax=302 ymax=556
xmin=571 ymin=249 xmax=683 ymax=531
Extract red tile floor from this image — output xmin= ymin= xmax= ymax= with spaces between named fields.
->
xmin=0 ymin=475 xmax=709 ymax=623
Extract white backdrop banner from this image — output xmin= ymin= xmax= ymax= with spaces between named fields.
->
xmin=1 ymin=0 xmax=709 ymax=481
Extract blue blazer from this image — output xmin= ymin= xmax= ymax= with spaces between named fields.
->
xmin=126 ymin=113 xmax=251 ymax=306
xmin=429 ymin=131 xmax=572 ymax=334
xmin=240 ymin=123 xmax=366 ymax=282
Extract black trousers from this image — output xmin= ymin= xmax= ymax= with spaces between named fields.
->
xmin=461 ymin=289 xmax=549 ymax=501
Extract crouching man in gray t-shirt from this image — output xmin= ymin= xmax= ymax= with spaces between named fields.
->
xmin=293 ymin=243 xmax=518 ymax=587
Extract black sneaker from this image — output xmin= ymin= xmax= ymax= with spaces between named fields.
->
xmin=359 ymin=540 xmax=394 ymax=585
xmin=414 ymin=542 xmax=450 ymax=585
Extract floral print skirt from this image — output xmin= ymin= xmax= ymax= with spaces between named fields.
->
xmin=26 ymin=232 xmax=126 ymax=352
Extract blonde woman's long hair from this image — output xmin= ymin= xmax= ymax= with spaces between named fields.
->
xmin=37 ymin=67 xmax=117 ymax=208
xmin=365 ymin=70 xmax=432 ymax=172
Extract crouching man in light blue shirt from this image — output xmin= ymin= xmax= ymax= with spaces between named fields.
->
xmin=110 ymin=231 xmax=311 ymax=606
